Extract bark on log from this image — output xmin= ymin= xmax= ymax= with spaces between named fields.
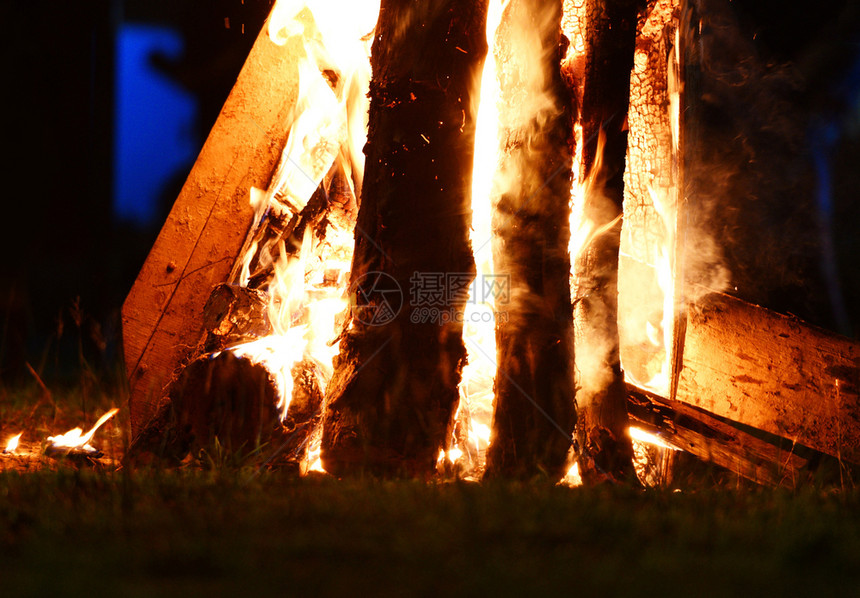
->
xmin=572 ymin=0 xmax=643 ymax=482
xmin=122 ymin=18 xmax=302 ymax=436
xmin=676 ymin=291 xmax=860 ymax=465
xmin=321 ymin=0 xmax=489 ymax=477
xmin=484 ymin=0 xmax=576 ymax=479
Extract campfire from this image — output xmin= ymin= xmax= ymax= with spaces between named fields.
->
xmin=121 ymin=0 xmax=860 ymax=486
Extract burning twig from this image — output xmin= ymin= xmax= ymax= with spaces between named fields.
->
xmin=45 ymin=408 xmax=119 ymax=458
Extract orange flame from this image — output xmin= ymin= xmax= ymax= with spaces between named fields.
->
xmin=226 ymin=1 xmax=380 ymax=472
xmin=47 ymin=408 xmax=119 ymax=452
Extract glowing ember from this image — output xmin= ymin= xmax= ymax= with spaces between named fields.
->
xmin=3 ymin=433 xmax=22 ymax=454
xmin=47 ymin=408 xmax=119 ymax=455
xmin=559 ymin=462 xmax=583 ymax=487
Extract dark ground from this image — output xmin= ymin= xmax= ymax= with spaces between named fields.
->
xmin=2 ymin=464 xmax=860 ymax=597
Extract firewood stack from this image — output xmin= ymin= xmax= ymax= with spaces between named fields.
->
xmin=122 ymin=0 xmax=860 ymax=485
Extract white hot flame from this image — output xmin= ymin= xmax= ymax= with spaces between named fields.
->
xmin=4 ymin=433 xmax=22 ymax=454
xmin=449 ymin=0 xmax=505 ymax=477
xmin=48 ymin=408 xmax=119 ymax=452
xmin=629 ymin=426 xmax=679 ymax=451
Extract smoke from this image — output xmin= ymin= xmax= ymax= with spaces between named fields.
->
xmin=686 ymin=0 xmax=826 ymax=320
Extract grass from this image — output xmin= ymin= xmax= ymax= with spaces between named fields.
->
xmin=2 ymin=468 xmax=860 ymax=597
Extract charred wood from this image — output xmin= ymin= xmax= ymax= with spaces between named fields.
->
xmin=484 ymin=0 xmax=576 ymax=480
xmin=284 ymin=359 xmax=326 ymax=464
xmin=238 ymin=164 xmax=356 ymax=291
xmin=570 ymin=0 xmax=644 ymax=483
xmin=202 ymin=283 xmax=272 ymax=353
xmin=321 ymin=0 xmax=489 ymax=477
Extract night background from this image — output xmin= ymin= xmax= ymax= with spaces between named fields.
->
xmin=0 ymin=0 xmax=859 ymax=387
xmin=0 ymin=0 xmax=274 ymax=386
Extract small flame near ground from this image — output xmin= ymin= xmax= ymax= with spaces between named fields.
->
xmin=47 ymin=408 xmax=119 ymax=453
xmin=560 ymin=462 xmax=583 ymax=487
xmin=4 ymin=433 xmax=22 ymax=454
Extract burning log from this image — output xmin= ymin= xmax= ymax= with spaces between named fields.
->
xmin=168 ymin=352 xmax=284 ymax=457
xmin=617 ymin=0 xmax=684 ymax=396
xmin=123 ymin=22 xmax=303 ymax=436
xmin=202 ymin=283 xmax=272 ymax=353
xmin=235 ymin=163 xmax=358 ymax=292
xmin=128 ymin=351 xmax=323 ymax=469
xmin=569 ymin=0 xmax=643 ymax=483
xmin=321 ymin=0 xmax=489 ymax=477
xmin=484 ymin=0 xmax=576 ymax=479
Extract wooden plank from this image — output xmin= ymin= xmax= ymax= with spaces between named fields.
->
xmin=675 ymin=291 xmax=860 ymax=464
xmin=626 ymin=383 xmax=810 ymax=487
xmin=122 ymin=20 xmax=302 ymax=436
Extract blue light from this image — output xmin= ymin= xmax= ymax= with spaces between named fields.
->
xmin=114 ymin=24 xmax=198 ymax=227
